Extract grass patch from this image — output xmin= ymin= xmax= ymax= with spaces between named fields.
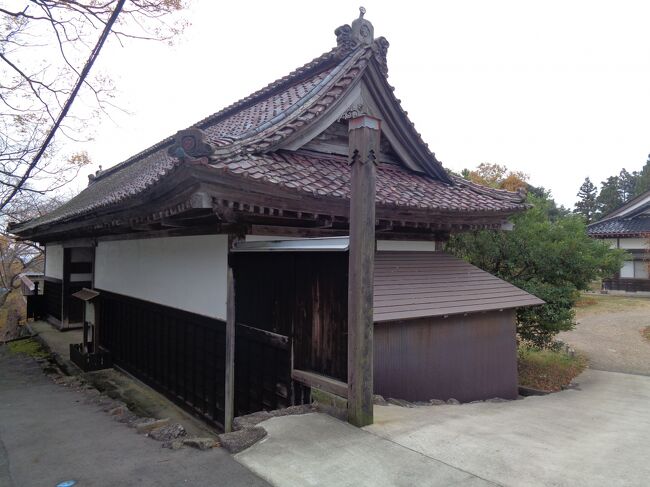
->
xmin=518 ymin=347 xmax=587 ymax=392
xmin=642 ymin=326 xmax=650 ymax=343
xmin=575 ymin=293 xmax=650 ymax=317
xmin=8 ymin=338 xmax=50 ymax=359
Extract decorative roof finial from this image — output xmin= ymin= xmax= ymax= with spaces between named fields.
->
xmin=335 ymin=6 xmax=375 ymax=58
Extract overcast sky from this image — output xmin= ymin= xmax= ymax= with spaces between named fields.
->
xmin=71 ymin=0 xmax=650 ymax=208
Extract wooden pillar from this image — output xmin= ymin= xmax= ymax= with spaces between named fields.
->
xmin=224 ymin=266 xmax=236 ymax=432
xmin=347 ymin=114 xmax=380 ymax=427
xmin=61 ymin=248 xmax=71 ymax=329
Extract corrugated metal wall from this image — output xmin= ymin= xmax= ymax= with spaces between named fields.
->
xmin=374 ymin=310 xmax=518 ymax=402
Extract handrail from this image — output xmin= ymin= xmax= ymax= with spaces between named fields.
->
xmin=291 ymin=369 xmax=348 ymax=399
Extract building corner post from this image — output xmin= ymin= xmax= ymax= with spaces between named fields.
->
xmin=347 ymin=115 xmax=380 ymax=427
xmin=224 ymin=265 xmax=235 ymax=433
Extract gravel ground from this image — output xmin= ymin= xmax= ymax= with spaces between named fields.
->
xmin=559 ymin=295 xmax=650 ymax=376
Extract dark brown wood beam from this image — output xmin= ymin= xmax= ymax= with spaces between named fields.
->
xmin=347 ymin=114 xmax=379 ymax=427
xmin=292 ymin=369 xmax=348 ymax=399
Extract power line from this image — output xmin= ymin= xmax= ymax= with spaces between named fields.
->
xmin=0 ymin=0 xmax=127 ymax=212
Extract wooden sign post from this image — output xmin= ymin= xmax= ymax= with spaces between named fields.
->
xmin=347 ymin=114 xmax=380 ymax=427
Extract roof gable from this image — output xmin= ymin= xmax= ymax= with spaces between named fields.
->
xmin=588 ymin=189 xmax=650 ymax=237
xmin=277 ymin=75 xmax=451 ymax=180
xmin=9 ymin=11 xmax=527 ymax=240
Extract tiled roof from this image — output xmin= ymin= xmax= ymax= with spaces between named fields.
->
xmin=10 ymin=30 xmax=526 ymax=236
xmin=215 ymin=151 xmax=525 ymax=213
xmin=588 ymin=215 xmax=650 ymax=237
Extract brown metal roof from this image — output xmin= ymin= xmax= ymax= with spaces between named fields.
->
xmin=373 ymin=252 xmax=544 ymax=322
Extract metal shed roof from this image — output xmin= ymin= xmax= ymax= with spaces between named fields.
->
xmin=373 ymin=252 xmax=544 ymax=322
xmin=232 ymin=236 xmax=349 ymax=252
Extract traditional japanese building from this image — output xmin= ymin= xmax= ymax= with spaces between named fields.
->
xmin=10 ymin=10 xmax=542 ymax=429
xmin=588 ymin=189 xmax=650 ymax=293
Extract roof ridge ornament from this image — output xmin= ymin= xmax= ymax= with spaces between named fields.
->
xmin=168 ymin=128 xmax=214 ymax=159
xmin=334 ymin=8 xmax=389 ymax=76
xmin=335 ymin=6 xmax=375 ymax=59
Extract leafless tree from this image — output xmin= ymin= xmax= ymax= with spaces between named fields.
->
xmin=0 ymin=1 xmax=187 ymax=220
xmin=0 ymin=194 xmax=65 ymax=309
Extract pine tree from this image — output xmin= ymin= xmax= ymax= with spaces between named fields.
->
xmin=618 ymin=168 xmax=637 ymax=202
xmin=596 ymin=176 xmax=624 ymax=218
xmin=634 ymin=154 xmax=650 ymax=197
xmin=574 ymin=177 xmax=598 ymax=223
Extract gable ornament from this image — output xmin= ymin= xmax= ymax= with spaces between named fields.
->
xmin=168 ymin=128 xmax=214 ymax=159
xmin=335 ymin=8 xmax=389 ymax=76
xmin=335 ymin=6 xmax=375 ymax=59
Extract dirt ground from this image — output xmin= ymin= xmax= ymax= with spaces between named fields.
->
xmin=559 ymin=294 xmax=650 ymax=376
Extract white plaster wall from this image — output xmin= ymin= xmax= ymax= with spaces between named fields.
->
xmin=95 ymin=235 xmax=228 ymax=320
xmin=44 ymin=244 xmax=63 ymax=279
xmin=377 ymin=240 xmax=438 ymax=252
xmin=619 ymin=238 xmax=648 ymax=250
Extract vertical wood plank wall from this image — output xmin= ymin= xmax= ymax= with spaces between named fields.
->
xmin=233 ymin=252 xmax=348 ymax=382
xmin=98 ymin=290 xmax=227 ymax=427
xmin=603 ymin=277 xmax=650 ymax=293
xmin=373 ymin=310 xmax=518 ymax=402
xmin=43 ymin=278 xmax=62 ymax=321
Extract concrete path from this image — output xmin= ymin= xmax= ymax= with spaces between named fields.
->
xmin=237 ymin=413 xmax=495 ymax=486
xmin=238 ymin=369 xmax=650 ymax=487
xmin=0 ymin=345 xmax=271 ymax=487
xmin=367 ymin=370 xmax=650 ymax=487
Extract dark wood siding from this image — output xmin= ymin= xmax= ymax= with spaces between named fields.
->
xmin=603 ymin=278 xmax=650 ymax=293
xmin=235 ymin=324 xmax=291 ymax=416
xmin=43 ymin=278 xmax=62 ymax=321
xmin=98 ymin=290 xmax=227 ymax=428
xmin=69 ymin=282 xmax=91 ymax=323
xmin=233 ymin=252 xmax=348 ymax=381
xmin=374 ymin=310 xmax=518 ymax=402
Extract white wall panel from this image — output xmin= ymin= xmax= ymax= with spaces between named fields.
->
xmin=619 ymin=238 xmax=648 ymax=250
xmin=95 ymin=235 xmax=228 ymax=320
xmin=44 ymin=244 xmax=63 ymax=279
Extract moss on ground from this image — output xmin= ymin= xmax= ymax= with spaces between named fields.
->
xmin=8 ymin=338 xmax=50 ymax=359
xmin=518 ymin=347 xmax=587 ymax=392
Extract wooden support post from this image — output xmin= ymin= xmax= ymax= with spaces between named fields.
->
xmin=224 ymin=266 xmax=236 ymax=433
xmin=347 ymin=114 xmax=380 ymax=427
xmin=61 ymin=248 xmax=71 ymax=329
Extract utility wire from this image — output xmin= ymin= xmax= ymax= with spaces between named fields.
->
xmin=0 ymin=0 xmax=127 ymax=212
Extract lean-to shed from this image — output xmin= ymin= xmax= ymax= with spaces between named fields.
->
xmin=232 ymin=239 xmax=543 ymax=407
xmin=373 ymin=251 xmax=543 ymax=402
